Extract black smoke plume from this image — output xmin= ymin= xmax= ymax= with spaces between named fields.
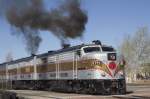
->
xmin=1 ymin=0 xmax=88 ymax=54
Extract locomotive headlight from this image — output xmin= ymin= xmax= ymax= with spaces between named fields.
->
xmin=101 ymin=71 xmax=106 ymax=77
xmin=119 ymin=71 xmax=124 ymax=77
xmin=118 ymin=71 xmax=124 ymax=75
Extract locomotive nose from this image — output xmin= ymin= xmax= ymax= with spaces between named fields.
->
xmin=107 ymin=53 xmax=117 ymax=77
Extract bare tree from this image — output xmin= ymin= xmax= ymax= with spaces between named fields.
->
xmin=120 ymin=27 xmax=150 ymax=82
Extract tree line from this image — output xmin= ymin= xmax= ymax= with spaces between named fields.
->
xmin=119 ymin=27 xmax=150 ymax=81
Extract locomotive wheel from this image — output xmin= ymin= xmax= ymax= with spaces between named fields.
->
xmin=73 ymin=83 xmax=82 ymax=93
xmin=88 ymin=83 xmax=96 ymax=94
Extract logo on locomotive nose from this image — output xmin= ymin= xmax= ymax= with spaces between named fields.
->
xmin=108 ymin=62 xmax=116 ymax=70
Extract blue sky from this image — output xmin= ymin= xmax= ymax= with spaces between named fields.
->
xmin=0 ymin=0 xmax=150 ymax=63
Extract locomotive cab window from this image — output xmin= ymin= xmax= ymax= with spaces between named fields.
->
xmin=83 ymin=47 xmax=100 ymax=53
xmin=102 ymin=47 xmax=115 ymax=52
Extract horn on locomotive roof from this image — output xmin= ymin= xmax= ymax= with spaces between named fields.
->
xmin=31 ymin=54 xmax=36 ymax=57
xmin=92 ymin=40 xmax=102 ymax=45
xmin=48 ymin=50 xmax=55 ymax=53
xmin=62 ymin=43 xmax=71 ymax=49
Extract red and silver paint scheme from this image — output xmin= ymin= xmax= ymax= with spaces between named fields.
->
xmin=0 ymin=40 xmax=126 ymax=94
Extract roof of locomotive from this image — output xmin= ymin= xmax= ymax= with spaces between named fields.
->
xmin=37 ymin=43 xmax=114 ymax=58
xmin=0 ymin=44 xmax=86 ymax=65
xmin=0 ymin=62 xmax=6 ymax=66
xmin=37 ymin=44 xmax=85 ymax=58
xmin=0 ymin=56 xmax=34 ymax=65
xmin=0 ymin=43 xmax=114 ymax=66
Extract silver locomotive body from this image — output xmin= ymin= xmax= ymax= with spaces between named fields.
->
xmin=0 ymin=40 xmax=126 ymax=94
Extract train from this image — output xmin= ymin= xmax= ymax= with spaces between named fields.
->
xmin=0 ymin=40 xmax=126 ymax=95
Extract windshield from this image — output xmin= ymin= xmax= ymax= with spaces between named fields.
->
xmin=84 ymin=47 xmax=100 ymax=53
xmin=102 ymin=47 xmax=114 ymax=52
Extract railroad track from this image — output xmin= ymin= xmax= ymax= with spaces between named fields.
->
xmin=7 ymin=90 xmax=115 ymax=99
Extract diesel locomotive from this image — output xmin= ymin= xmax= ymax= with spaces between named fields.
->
xmin=0 ymin=40 xmax=126 ymax=94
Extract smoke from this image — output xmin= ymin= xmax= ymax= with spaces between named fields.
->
xmin=49 ymin=0 xmax=88 ymax=45
xmin=1 ymin=0 xmax=88 ymax=54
